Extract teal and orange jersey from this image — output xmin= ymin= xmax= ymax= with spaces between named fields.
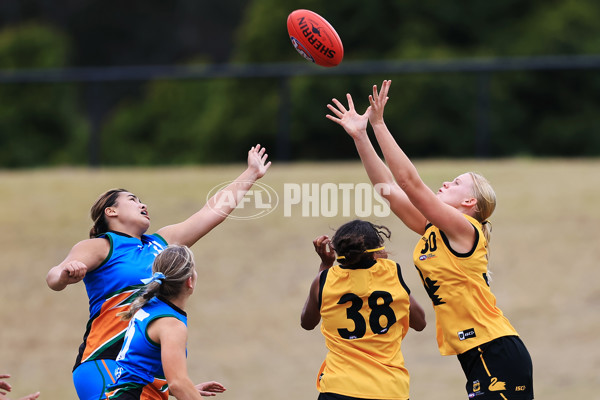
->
xmin=105 ymin=377 xmax=168 ymax=400
xmin=73 ymin=231 xmax=167 ymax=370
xmin=106 ymin=297 xmax=187 ymax=400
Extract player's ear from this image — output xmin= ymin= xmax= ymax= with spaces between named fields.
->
xmin=462 ymin=197 xmax=477 ymax=208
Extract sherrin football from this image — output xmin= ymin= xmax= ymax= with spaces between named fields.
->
xmin=287 ymin=9 xmax=344 ymax=67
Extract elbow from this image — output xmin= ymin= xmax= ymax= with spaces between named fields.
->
xmin=300 ymin=317 xmax=318 ymax=331
xmin=46 ymin=272 xmax=64 ymax=291
xmin=166 ymin=379 xmax=189 ymax=398
xmin=410 ymin=315 xmax=427 ymax=332
xmin=412 ymin=320 xmax=426 ymax=332
xmin=300 ymin=320 xmax=314 ymax=331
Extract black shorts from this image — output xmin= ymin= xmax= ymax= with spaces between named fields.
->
xmin=458 ymin=335 xmax=533 ymax=400
xmin=318 ymin=392 xmax=403 ymax=400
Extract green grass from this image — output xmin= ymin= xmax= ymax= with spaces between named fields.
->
xmin=1 ymin=159 xmax=598 ymax=399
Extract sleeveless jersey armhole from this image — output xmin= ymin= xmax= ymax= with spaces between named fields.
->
xmin=396 ymin=263 xmax=410 ymax=295
xmin=144 ymin=314 xmax=178 ymax=348
xmin=318 ymin=269 xmax=329 ymax=309
xmin=96 ymin=233 xmax=114 ymax=269
xmin=439 ymin=223 xmax=479 ymax=258
xmin=151 ymin=233 xmax=168 ymax=246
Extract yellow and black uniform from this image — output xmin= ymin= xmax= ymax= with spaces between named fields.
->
xmin=317 ymin=258 xmax=412 ymax=400
xmin=413 ymin=214 xmax=533 ymax=399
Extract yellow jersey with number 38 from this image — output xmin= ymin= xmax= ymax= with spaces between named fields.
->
xmin=317 ymin=258 xmax=411 ymax=400
xmin=413 ymin=214 xmax=517 ymax=356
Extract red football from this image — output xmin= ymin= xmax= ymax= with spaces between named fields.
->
xmin=287 ymin=9 xmax=344 ymax=67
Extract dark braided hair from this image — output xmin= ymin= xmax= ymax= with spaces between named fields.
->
xmin=331 ymin=220 xmax=391 ymax=265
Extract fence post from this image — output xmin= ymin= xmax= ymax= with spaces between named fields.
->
xmin=277 ymin=76 xmax=291 ymax=161
xmin=84 ymin=82 xmax=104 ymax=167
xmin=475 ymin=72 xmax=491 ymax=158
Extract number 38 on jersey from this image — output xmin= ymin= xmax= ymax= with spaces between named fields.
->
xmin=336 ymin=291 xmax=397 ymax=339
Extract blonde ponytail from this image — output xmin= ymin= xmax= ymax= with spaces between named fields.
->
xmin=468 ymin=172 xmax=496 ymax=244
xmin=118 ymin=246 xmax=195 ymax=321
xmin=117 ymin=273 xmax=165 ymax=321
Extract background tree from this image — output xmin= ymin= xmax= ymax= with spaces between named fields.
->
xmin=1 ymin=0 xmax=600 ymax=166
xmin=0 ymin=24 xmax=87 ymax=167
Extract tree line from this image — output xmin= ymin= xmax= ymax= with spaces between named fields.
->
xmin=1 ymin=0 xmax=600 ymax=167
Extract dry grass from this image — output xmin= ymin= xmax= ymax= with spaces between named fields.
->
xmin=1 ymin=159 xmax=598 ymax=399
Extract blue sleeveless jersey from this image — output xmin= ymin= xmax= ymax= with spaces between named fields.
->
xmin=74 ymin=231 xmax=168 ymax=369
xmin=106 ymin=297 xmax=188 ymax=398
xmin=85 ymin=232 xmax=167 ymax=318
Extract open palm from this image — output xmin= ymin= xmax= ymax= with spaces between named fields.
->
xmin=326 ymin=93 xmax=371 ymax=139
xmin=247 ymin=144 xmax=272 ymax=179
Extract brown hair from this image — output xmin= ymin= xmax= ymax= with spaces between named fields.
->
xmin=89 ymin=189 xmax=128 ymax=238
xmin=118 ymin=245 xmax=196 ymax=321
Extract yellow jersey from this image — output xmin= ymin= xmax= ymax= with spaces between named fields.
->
xmin=317 ymin=258 xmax=411 ymax=400
xmin=413 ymin=214 xmax=517 ymax=356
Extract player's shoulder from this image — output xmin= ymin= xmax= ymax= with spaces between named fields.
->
xmin=375 ymin=257 xmax=399 ymax=269
xmin=72 ymin=236 xmax=109 ymax=248
xmin=70 ymin=237 xmax=111 ymax=259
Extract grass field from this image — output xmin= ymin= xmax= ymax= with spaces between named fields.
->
xmin=1 ymin=159 xmax=598 ymax=399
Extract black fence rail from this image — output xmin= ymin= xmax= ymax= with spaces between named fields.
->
xmin=2 ymin=54 xmax=600 ymax=164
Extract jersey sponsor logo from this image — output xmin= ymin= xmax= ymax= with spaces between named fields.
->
xmin=488 ymin=377 xmax=506 ymax=391
xmin=468 ymin=392 xmax=485 ymax=398
xmin=468 ymin=380 xmax=484 ymax=398
xmin=515 ymin=385 xmax=527 ymax=391
xmin=458 ymin=328 xmax=476 ymax=341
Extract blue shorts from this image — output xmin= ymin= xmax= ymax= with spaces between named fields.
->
xmin=72 ymin=359 xmax=118 ymax=400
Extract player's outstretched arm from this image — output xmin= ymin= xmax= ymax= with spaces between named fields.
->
xmin=369 ymin=81 xmax=474 ymax=242
xmin=327 ymin=92 xmax=426 ymax=234
xmin=157 ymin=145 xmax=271 ymax=247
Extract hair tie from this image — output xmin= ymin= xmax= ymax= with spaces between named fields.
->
xmin=364 ymin=246 xmax=385 ymax=254
xmin=149 ymin=272 xmax=166 ymax=285
xmin=336 ymin=246 xmax=385 ymax=260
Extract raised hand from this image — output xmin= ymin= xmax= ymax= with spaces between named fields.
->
xmin=313 ymin=235 xmax=336 ymax=269
xmin=247 ymin=144 xmax=271 ymax=180
xmin=368 ymin=80 xmax=391 ymax=126
xmin=326 ymin=93 xmax=371 ymax=140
